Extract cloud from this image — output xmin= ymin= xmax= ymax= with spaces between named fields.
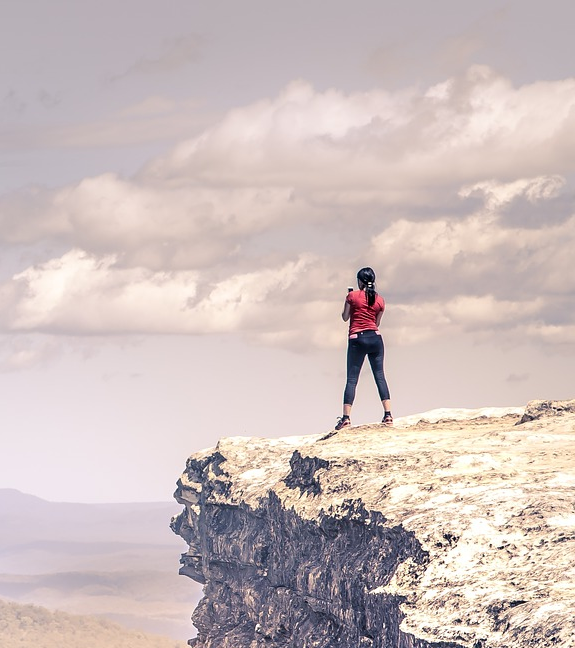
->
xmin=0 ymin=249 xmax=312 ymax=337
xmin=1 ymin=67 xmax=575 ymax=350
xmin=368 ymin=177 xmax=575 ymax=347
xmin=37 ymin=88 xmax=61 ymax=110
xmin=0 ymin=96 xmax=216 ymax=152
xmin=142 ymin=67 xmax=575 ymax=190
xmin=370 ymin=178 xmax=575 ymax=300
xmin=0 ymin=335 xmax=61 ymax=372
xmin=365 ymin=7 xmax=506 ymax=87
xmin=0 ymin=173 xmax=293 ymax=269
xmin=1 ymin=90 xmax=26 ymax=116
xmin=111 ymin=34 xmax=203 ymax=81
xmin=506 ymin=372 xmax=529 ymax=383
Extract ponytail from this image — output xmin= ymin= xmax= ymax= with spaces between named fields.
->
xmin=357 ymin=267 xmax=377 ymax=306
xmin=365 ymin=281 xmax=376 ymax=307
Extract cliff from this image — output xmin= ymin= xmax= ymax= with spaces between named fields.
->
xmin=172 ymin=400 xmax=575 ymax=648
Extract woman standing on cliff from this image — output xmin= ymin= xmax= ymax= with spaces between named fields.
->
xmin=335 ymin=267 xmax=392 ymax=430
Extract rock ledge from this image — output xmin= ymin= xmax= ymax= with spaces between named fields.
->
xmin=172 ymin=400 xmax=575 ymax=648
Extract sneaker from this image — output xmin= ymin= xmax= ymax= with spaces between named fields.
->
xmin=334 ymin=416 xmax=351 ymax=430
xmin=382 ymin=412 xmax=393 ymax=426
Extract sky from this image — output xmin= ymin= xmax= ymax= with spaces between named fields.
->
xmin=1 ymin=0 xmax=574 ymax=503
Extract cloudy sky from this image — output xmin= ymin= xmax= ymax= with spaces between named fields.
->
xmin=1 ymin=0 xmax=574 ymax=503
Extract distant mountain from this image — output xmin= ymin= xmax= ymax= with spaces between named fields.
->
xmin=0 ymin=489 xmax=201 ymax=640
xmin=0 ymin=487 xmax=187 ymax=576
xmin=0 ymin=488 xmax=181 ymax=545
xmin=0 ymin=597 xmax=187 ymax=648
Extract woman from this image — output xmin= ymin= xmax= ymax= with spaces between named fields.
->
xmin=335 ymin=267 xmax=392 ymax=430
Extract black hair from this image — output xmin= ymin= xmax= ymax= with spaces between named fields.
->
xmin=357 ymin=267 xmax=377 ymax=306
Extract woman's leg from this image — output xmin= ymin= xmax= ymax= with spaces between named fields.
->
xmin=366 ymin=334 xmax=391 ymax=408
xmin=343 ymin=339 xmax=366 ymax=413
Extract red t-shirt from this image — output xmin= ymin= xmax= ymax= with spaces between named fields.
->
xmin=346 ymin=290 xmax=385 ymax=335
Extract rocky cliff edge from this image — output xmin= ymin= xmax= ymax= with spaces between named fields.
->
xmin=172 ymin=400 xmax=575 ymax=648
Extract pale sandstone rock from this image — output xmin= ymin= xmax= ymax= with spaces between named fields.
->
xmin=172 ymin=400 xmax=575 ymax=648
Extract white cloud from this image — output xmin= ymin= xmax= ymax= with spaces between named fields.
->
xmin=0 ymin=249 xmax=312 ymax=337
xmin=0 ymin=173 xmax=295 ymax=269
xmin=459 ymin=175 xmax=566 ymax=211
xmin=368 ymin=177 xmax=575 ymax=347
xmin=444 ymin=295 xmax=544 ymax=328
xmin=370 ymin=186 xmax=575 ymax=298
xmin=524 ymin=323 xmax=575 ymax=346
xmin=143 ymin=66 xmax=575 ymax=191
xmin=0 ymin=335 xmax=61 ymax=372
xmin=1 ymin=68 xmax=575 ymax=350
xmin=382 ymin=294 xmax=547 ymax=347
xmin=3 ymin=249 xmax=198 ymax=332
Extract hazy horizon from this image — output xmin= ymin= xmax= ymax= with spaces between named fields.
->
xmin=0 ymin=488 xmax=199 ymax=639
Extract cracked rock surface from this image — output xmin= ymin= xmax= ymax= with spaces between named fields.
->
xmin=172 ymin=400 xmax=575 ymax=648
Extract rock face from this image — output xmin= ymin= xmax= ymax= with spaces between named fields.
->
xmin=172 ymin=400 xmax=575 ymax=648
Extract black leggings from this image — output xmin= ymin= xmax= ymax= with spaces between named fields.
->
xmin=344 ymin=330 xmax=390 ymax=405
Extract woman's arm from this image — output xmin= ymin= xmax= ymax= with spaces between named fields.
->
xmin=342 ymin=300 xmax=351 ymax=322
xmin=375 ymin=309 xmax=383 ymax=327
